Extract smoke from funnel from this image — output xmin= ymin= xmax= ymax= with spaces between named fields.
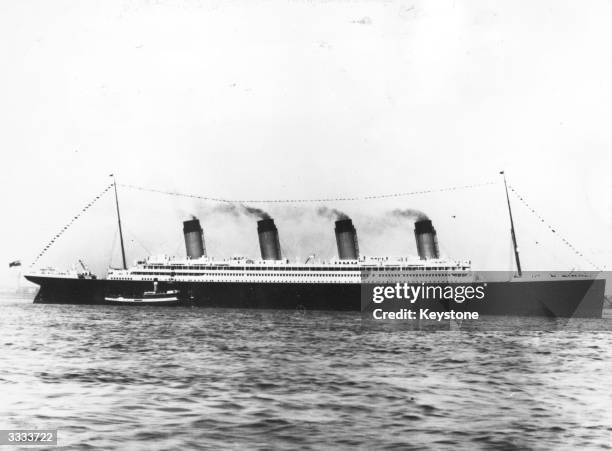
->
xmin=316 ymin=206 xmax=349 ymax=221
xmin=389 ymin=209 xmax=429 ymax=221
xmin=212 ymin=203 xmax=240 ymax=218
xmin=213 ymin=203 xmax=270 ymax=220
xmin=242 ymin=205 xmax=270 ymax=220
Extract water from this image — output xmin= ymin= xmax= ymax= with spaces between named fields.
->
xmin=1 ymin=297 xmax=612 ymax=450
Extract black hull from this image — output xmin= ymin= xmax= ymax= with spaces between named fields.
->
xmin=24 ymin=276 xmax=605 ymax=318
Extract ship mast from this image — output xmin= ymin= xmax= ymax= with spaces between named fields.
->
xmin=111 ymin=174 xmax=127 ymax=270
xmin=501 ymin=171 xmax=522 ymax=277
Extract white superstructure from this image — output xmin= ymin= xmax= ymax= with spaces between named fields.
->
xmin=106 ymin=255 xmax=473 ymax=284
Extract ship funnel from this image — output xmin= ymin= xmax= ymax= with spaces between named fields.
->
xmin=183 ymin=217 xmax=206 ymax=259
xmin=335 ymin=218 xmax=359 ymax=260
xmin=257 ymin=218 xmax=282 ymax=260
xmin=414 ymin=219 xmax=439 ymax=260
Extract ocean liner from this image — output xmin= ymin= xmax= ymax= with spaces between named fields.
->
xmin=24 ymin=176 xmax=605 ymax=317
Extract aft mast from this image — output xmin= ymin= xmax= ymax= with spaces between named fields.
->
xmin=110 ymin=174 xmax=127 ymax=270
xmin=500 ymin=171 xmax=522 ymax=277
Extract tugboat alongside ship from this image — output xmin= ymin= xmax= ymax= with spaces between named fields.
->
xmin=24 ymin=175 xmax=606 ymax=317
xmin=104 ymin=281 xmax=181 ymax=306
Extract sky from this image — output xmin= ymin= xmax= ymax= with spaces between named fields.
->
xmin=1 ymin=0 xmax=612 ymax=288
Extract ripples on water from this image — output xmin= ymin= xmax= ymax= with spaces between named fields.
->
xmin=1 ymin=297 xmax=612 ymax=450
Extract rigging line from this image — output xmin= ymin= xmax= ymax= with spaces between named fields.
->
xmin=125 ymin=228 xmax=152 ymax=256
xmin=507 ymin=184 xmax=602 ymax=271
xmin=29 ymin=183 xmax=114 ymax=268
xmin=108 ymin=228 xmax=118 ymax=269
xmin=118 ymin=181 xmax=498 ymax=204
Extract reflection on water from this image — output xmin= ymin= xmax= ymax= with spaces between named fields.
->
xmin=1 ymin=298 xmax=612 ymax=450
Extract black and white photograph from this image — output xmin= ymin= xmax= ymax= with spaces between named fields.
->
xmin=1 ymin=0 xmax=612 ymax=449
